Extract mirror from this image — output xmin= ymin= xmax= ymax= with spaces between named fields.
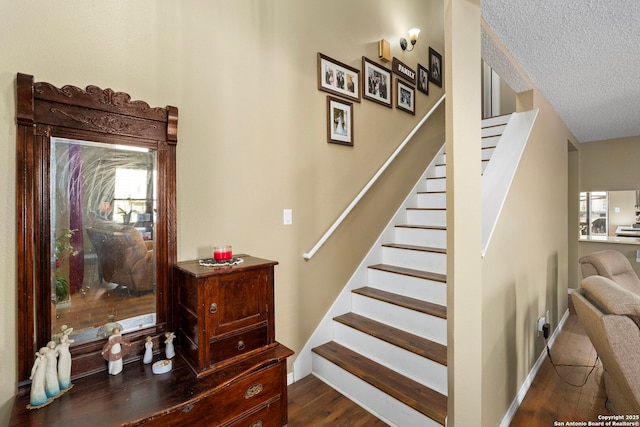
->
xmin=51 ymin=138 xmax=157 ymax=344
xmin=15 ymin=73 xmax=178 ymax=382
xmin=579 ymin=190 xmax=640 ymax=239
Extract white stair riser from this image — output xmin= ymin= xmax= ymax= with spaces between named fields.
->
xmin=333 ymin=322 xmax=448 ymax=395
xmin=312 ymin=357 xmax=442 ymax=427
xmin=481 ymin=161 xmax=489 ymax=174
xmin=417 ymin=192 xmax=446 ymax=208
xmin=406 ymin=209 xmax=446 ymax=227
xmin=482 ymin=114 xmax=511 ymax=127
xmin=352 ymin=294 xmax=447 ymax=345
xmin=427 ymin=164 xmax=446 ymax=178
xmin=482 ymin=135 xmax=500 ymax=148
xmin=367 ymin=268 xmax=446 ymax=306
xmin=382 ymin=246 xmax=446 ymax=274
xmin=426 ymin=178 xmax=446 ymax=192
xmin=482 ymin=147 xmax=495 ymax=161
xmin=395 ymin=227 xmax=446 ymax=249
xmin=481 ymin=124 xmax=506 ymax=137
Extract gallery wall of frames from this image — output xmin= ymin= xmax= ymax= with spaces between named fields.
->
xmin=317 ymin=47 xmax=442 ymax=147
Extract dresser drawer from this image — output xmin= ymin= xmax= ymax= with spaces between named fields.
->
xmin=216 ymin=361 xmax=283 ymax=423
xmin=210 ymin=325 xmax=268 ymax=364
xmin=222 ymin=398 xmax=283 ymax=427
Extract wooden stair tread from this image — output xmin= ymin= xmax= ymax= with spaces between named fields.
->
xmin=353 ymin=286 xmax=447 ymax=319
xmin=368 ymin=263 xmax=446 ymax=283
xmin=334 ymin=312 xmax=447 ymax=366
xmin=381 ymin=243 xmax=446 ymax=254
xmin=312 ymin=341 xmax=447 ymax=425
xmin=395 ymin=224 xmax=446 ymax=231
xmin=417 ymin=190 xmax=445 ymax=194
xmin=406 ymin=207 xmax=446 ymax=211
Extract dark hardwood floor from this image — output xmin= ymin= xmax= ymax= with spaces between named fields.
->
xmin=287 ymin=311 xmax=609 ymax=426
xmin=509 ymin=311 xmax=610 ymax=426
xmin=288 ymin=374 xmax=389 ymax=426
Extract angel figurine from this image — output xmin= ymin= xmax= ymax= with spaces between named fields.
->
xmin=44 ymin=341 xmax=60 ymax=399
xmin=101 ymin=327 xmax=131 ymax=375
xmin=164 ymin=332 xmax=175 ymax=359
xmin=143 ymin=336 xmax=153 ymax=364
xmin=27 ymin=348 xmax=49 ymax=409
xmin=56 ymin=332 xmax=75 ymax=390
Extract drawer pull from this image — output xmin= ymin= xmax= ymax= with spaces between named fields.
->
xmin=209 ymin=303 xmax=218 ymax=314
xmin=182 ymin=404 xmax=194 ymax=413
xmin=237 ymin=340 xmax=246 ymax=351
xmin=243 ymin=382 xmax=263 ymax=399
xmin=249 ymin=421 xmax=263 ymax=427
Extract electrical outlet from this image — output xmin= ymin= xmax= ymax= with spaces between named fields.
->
xmin=537 ymin=316 xmax=546 ymax=336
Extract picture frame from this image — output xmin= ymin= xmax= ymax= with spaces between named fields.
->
xmin=428 ymin=47 xmax=443 ymax=88
xmin=362 ymin=56 xmax=393 ymax=108
xmin=327 ymin=96 xmax=354 ymax=146
xmin=317 ymin=52 xmax=361 ymax=103
xmin=396 ymin=79 xmax=415 ymax=115
xmin=417 ymin=63 xmax=429 ymax=96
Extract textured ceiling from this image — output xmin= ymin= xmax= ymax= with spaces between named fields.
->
xmin=482 ymin=0 xmax=640 ymax=143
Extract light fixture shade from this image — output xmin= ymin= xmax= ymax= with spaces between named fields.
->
xmin=408 ymin=28 xmax=420 ymax=43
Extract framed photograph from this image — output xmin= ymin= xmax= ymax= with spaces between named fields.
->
xmin=417 ymin=63 xmax=429 ymax=96
xmin=318 ymin=53 xmax=361 ymax=102
xmin=362 ymin=56 xmax=392 ymax=108
xmin=327 ymin=96 xmax=353 ymax=146
xmin=428 ymin=47 xmax=443 ymax=88
xmin=396 ymin=79 xmax=415 ymax=115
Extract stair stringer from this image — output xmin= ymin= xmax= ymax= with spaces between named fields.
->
xmin=481 ymin=109 xmax=538 ymax=256
xmin=292 ymin=143 xmax=446 ymax=382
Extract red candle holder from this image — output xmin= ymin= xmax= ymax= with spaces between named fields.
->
xmin=213 ymin=245 xmax=232 ymax=261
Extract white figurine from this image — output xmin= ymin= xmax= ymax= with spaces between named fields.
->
xmin=143 ymin=336 xmax=153 ymax=364
xmin=101 ymin=327 xmax=131 ymax=375
xmin=44 ymin=341 xmax=60 ymax=399
xmin=164 ymin=332 xmax=175 ymax=359
xmin=28 ymin=349 xmax=49 ymax=409
xmin=56 ymin=333 xmax=74 ymax=390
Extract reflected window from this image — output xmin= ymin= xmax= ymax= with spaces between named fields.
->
xmin=580 ymin=192 xmax=608 ymax=236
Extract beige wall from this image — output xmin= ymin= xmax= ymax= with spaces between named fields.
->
xmin=479 ymin=91 xmax=575 ymax=423
xmin=579 ymin=136 xmax=640 ymax=191
xmin=576 ymin=136 xmax=640 ymax=285
xmin=0 ymin=0 xmax=444 ymax=423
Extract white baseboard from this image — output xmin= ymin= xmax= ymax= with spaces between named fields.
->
xmin=498 ymin=308 xmax=570 ymax=427
xmin=287 ymin=371 xmax=294 ymax=386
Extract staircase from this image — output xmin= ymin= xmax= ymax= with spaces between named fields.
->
xmin=309 ymin=114 xmax=510 ymax=426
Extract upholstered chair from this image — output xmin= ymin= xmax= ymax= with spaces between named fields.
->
xmin=572 ymin=275 xmax=640 ymax=415
xmin=86 ymin=223 xmax=155 ymax=294
xmin=578 ymin=250 xmax=640 ymax=295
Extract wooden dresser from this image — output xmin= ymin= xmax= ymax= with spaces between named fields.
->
xmin=10 ymin=345 xmax=292 ymax=427
xmin=10 ymin=255 xmax=293 ymax=426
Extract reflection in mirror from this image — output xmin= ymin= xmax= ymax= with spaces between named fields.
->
xmin=580 ymin=190 xmax=640 ymax=238
xmin=51 ymin=137 xmax=157 ymax=345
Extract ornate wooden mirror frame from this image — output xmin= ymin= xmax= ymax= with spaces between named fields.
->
xmin=15 ymin=73 xmax=178 ymax=384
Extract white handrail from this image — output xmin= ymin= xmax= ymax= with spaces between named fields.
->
xmin=303 ymin=94 xmax=446 ymax=260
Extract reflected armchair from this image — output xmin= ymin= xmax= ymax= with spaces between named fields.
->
xmin=86 ymin=222 xmax=155 ymax=294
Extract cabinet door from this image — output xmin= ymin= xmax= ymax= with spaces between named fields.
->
xmin=207 ymin=268 xmax=268 ymax=336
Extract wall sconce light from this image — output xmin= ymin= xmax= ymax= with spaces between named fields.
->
xmin=400 ymin=28 xmax=420 ymax=52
